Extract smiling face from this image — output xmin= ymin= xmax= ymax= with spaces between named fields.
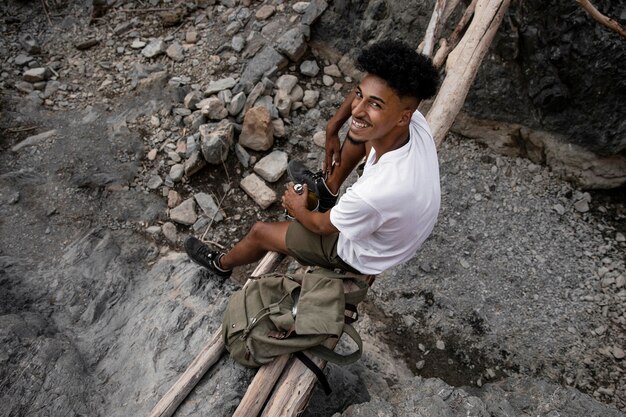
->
xmin=348 ymin=73 xmax=417 ymax=145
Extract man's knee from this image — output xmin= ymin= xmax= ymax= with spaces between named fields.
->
xmin=248 ymin=221 xmax=269 ymax=240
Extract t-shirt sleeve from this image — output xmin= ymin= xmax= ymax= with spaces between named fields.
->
xmin=329 ymin=190 xmax=383 ymax=240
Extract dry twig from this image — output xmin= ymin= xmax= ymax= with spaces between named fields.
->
xmin=576 ymin=0 xmax=626 ymax=38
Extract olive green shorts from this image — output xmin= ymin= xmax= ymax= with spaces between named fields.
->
xmin=285 ymin=221 xmax=361 ymax=274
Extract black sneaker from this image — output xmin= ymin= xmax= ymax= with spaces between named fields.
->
xmin=287 ymin=160 xmax=338 ymax=213
xmin=184 ymin=236 xmax=232 ymax=278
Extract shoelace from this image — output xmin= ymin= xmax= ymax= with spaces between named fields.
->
xmin=196 ymin=244 xmax=215 ymax=261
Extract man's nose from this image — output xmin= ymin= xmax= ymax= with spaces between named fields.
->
xmin=352 ymin=99 xmax=367 ymax=116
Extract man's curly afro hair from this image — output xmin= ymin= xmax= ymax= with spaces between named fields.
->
xmin=356 ymin=40 xmax=439 ymax=101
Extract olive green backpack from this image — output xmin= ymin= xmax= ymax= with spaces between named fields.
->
xmin=222 ymin=269 xmax=368 ymax=393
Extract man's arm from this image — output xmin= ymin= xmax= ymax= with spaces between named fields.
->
xmin=282 ymin=184 xmax=338 ymax=236
xmin=324 ymin=89 xmax=356 ymax=175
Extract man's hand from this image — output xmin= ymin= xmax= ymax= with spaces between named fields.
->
xmin=281 ymin=182 xmax=308 ymax=215
xmin=324 ymin=130 xmax=341 ymax=177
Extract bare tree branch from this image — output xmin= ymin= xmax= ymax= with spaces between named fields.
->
xmin=577 ymin=0 xmax=626 ymax=38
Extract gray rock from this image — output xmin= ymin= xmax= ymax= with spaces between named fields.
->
xmin=218 ymin=89 xmax=232 ymax=105
xmin=253 ymin=150 xmax=288 ymax=183
xmin=301 ymin=0 xmax=328 ymax=26
xmin=239 ymin=106 xmax=274 ymax=151
xmin=237 ymin=46 xmax=287 ymax=94
xmin=166 ymin=42 xmax=184 ymax=62
xmin=235 ymin=143 xmax=251 ymax=168
xmin=184 ymin=150 xmax=206 ymax=177
xmin=244 ymin=81 xmax=266 ymax=114
xmin=11 ymin=129 xmax=58 ymax=152
xmin=274 ymin=90 xmax=292 ymax=118
xmin=324 ymin=64 xmax=342 ymax=77
xmin=147 ymin=175 xmax=163 ymax=190
xmin=232 ymin=35 xmax=246 ymax=52
xmin=290 ymin=85 xmax=304 ymax=102
xmin=198 ymin=96 xmax=228 ymax=120
xmin=169 ymin=198 xmax=197 ymax=225
xmin=275 ymin=74 xmax=298 ymax=94
xmin=204 ymin=77 xmax=237 ymax=96
xmin=254 ymin=95 xmax=279 ymax=119
xmin=162 ymin=222 xmax=178 ymax=243
xmin=142 ymin=39 xmax=167 ymax=58
xmin=240 ymin=173 xmax=277 ymax=209
xmin=313 ymin=131 xmax=325 ymax=148
xmin=15 ymin=81 xmax=34 ymax=93
xmin=302 ymin=89 xmax=319 ymax=108
xmin=184 ymin=91 xmax=203 ymax=110
xmin=113 ymin=21 xmax=133 ymax=36
xmin=194 ymin=192 xmax=224 ymax=222
xmin=293 ymin=2 xmax=310 ymax=13
xmin=574 ymin=199 xmax=590 ymax=213
xmin=18 ymin=33 xmax=41 ymax=54
xmin=300 ymin=60 xmax=319 ymax=77
xmin=199 ymin=120 xmax=234 ymax=164
xmin=14 ymin=54 xmax=33 ymax=66
xmin=275 ymin=27 xmax=307 ymax=62
xmin=322 ymin=74 xmax=334 ymax=86
xmin=169 ymin=164 xmax=184 ymax=183
xmin=229 ymin=91 xmax=246 ymax=116
xmin=255 ymin=5 xmax=275 ymax=20
xmin=272 ymin=118 xmax=286 ymax=138
xmin=131 ymin=39 xmax=146 ymax=49
xmin=23 ymin=67 xmax=50 ymax=82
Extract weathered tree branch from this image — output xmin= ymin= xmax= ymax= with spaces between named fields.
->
xmin=576 ymin=0 xmax=626 ymax=38
xmin=433 ymin=0 xmax=478 ymax=68
xmin=426 ymin=0 xmax=512 ymax=146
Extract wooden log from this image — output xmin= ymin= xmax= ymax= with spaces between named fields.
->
xmin=231 ymin=354 xmax=291 ymax=417
xmin=420 ymin=0 xmax=463 ymax=57
xmin=147 ymin=251 xmax=285 ymax=417
xmin=426 ymin=0 xmax=511 ymax=146
xmin=433 ymin=0 xmax=478 ymax=68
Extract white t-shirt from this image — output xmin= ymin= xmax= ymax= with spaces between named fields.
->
xmin=329 ymin=111 xmax=440 ymax=275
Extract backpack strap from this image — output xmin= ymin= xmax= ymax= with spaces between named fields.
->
xmin=306 ymin=323 xmax=362 ymax=365
xmin=294 ymin=351 xmax=332 ymax=395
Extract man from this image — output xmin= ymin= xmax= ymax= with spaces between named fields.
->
xmin=185 ymin=40 xmax=440 ymax=277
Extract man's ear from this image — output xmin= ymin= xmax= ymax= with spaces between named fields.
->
xmin=397 ymin=109 xmax=413 ymax=126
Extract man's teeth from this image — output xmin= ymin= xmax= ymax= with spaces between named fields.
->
xmin=352 ymin=120 xmax=369 ymax=128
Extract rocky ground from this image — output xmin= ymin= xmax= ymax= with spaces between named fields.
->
xmin=0 ymin=1 xmax=624 ymax=416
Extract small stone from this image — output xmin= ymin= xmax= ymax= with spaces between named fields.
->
xmin=313 ymin=131 xmax=325 ymax=148
xmin=615 ymin=275 xmax=625 ymax=288
xmin=415 ymin=360 xmax=425 ymax=370
xmin=146 ymin=225 xmax=161 ymax=236
xmin=23 ymin=67 xmax=49 ymax=82
xmin=184 ymin=150 xmax=206 ymax=177
xmin=162 ymin=222 xmax=178 ymax=243
xmin=302 ymin=90 xmax=319 ymax=108
xmin=254 ymin=150 xmax=288 ymax=182
xmin=300 ymin=60 xmax=319 ymax=77
xmin=168 ymin=190 xmax=182 ymax=208
xmin=613 ymin=346 xmax=625 ymax=359
xmin=199 ymin=96 xmax=228 ymax=120
xmin=616 ymin=232 xmax=625 ymax=242
xmin=14 ymin=54 xmax=34 ymax=66
xmin=204 ymin=77 xmax=237 ymax=96
xmin=75 ymin=38 xmax=99 ymax=51
xmin=322 ymin=75 xmax=334 ymax=86
xmin=436 ymin=340 xmax=445 ymax=350
xmin=240 ymin=173 xmax=277 ymax=209
xmin=185 ymin=30 xmax=198 ymax=44
xmin=276 ymin=74 xmax=299 ymax=94
xmin=199 ymin=120 xmax=234 ymax=164
xmin=147 ymin=175 xmax=163 ymax=190
xmin=169 ymin=164 xmax=185 ymax=182
xmin=19 ymin=33 xmax=41 ymax=54
xmin=195 ymin=192 xmax=224 ymax=222
xmin=553 ymin=204 xmax=566 ymax=215
xmin=170 ymin=198 xmax=197 ymax=225
xmin=574 ymin=199 xmax=590 ymax=213
xmin=229 ymin=91 xmax=246 ymax=116
xmin=292 ymin=1 xmax=309 ymax=13
xmin=324 ymin=64 xmax=342 ymax=77
xmin=255 ymin=5 xmax=275 ymax=20
xmin=460 ymin=259 xmax=470 ymax=269
xmin=142 ymin=39 xmax=167 ymax=58
xmin=232 ymin=35 xmax=245 ymax=52
xmin=235 ymin=143 xmax=251 ymax=168
xmin=184 ymin=91 xmax=203 ymax=110
xmin=418 ymin=344 xmax=426 ymax=352
xmin=272 ymin=118 xmax=286 ymax=138
xmin=166 ymin=42 xmax=185 ymax=62
xmin=239 ymin=106 xmax=274 ymax=151
xmin=131 ymin=40 xmax=146 ymax=49
xmin=147 ymin=149 xmax=158 ymax=161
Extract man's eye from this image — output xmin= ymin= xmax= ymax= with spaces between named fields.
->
xmin=370 ymin=102 xmax=380 ymax=109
